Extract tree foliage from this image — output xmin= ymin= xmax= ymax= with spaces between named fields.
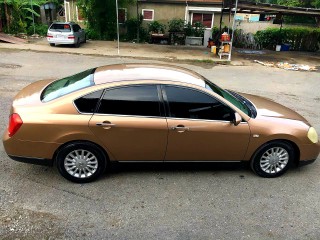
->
xmin=255 ymin=0 xmax=320 ymax=7
xmin=77 ymin=0 xmax=135 ymax=40
xmin=0 ymin=0 xmax=47 ymax=33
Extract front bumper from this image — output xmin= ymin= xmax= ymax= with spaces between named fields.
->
xmin=299 ymin=141 xmax=320 ymax=162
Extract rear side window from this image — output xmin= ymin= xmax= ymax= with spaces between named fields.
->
xmin=97 ymin=85 xmax=161 ymax=117
xmin=49 ymin=23 xmax=72 ymax=32
xmin=74 ymin=90 xmax=103 ymax=113
xmin=72 ymin=24 xmax=81 ymax=32
xmin=41 ymin=68 xmax=96 ymax=102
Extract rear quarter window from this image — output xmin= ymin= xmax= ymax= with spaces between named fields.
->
xmin=49 ymin=23 xmax=72 ymax=32
xmin=41 ymin=68 xmax=96 ymax=102
xmin=74 ymin=90 xmax=104 ymax=113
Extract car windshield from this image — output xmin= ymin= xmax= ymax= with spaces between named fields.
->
xmin=41 ymin=68 xmax=96 ymax=102
xmin=204 ymin=80 xmax=251 ymax=116
xmin=49 ymin=24 xmax=72 ymax=32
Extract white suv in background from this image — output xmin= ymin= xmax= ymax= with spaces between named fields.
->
xmin=47 ymin=22 xmax=86 ymax=48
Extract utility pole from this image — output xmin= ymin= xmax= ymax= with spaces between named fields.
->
xmin=136 ymin=1 xmax=139 ymax=43
xmin=116 ymin=0 xmax=120 ymax=54
xmin=31 ymin=0 xmax=36 ymax=35
xmin=229 ymin=0 xmax=239 ymax=61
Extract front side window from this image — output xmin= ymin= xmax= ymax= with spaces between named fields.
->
xmin=165 ymin=86 xmax=234 ymax=121
xmin=74 ymin=90 xmax=103 ymax=113
xmin=97 ymin=85 xmax=161 ymax=117
xmin=41 ymin=68 xmax=96 ymax=102
xmin=204 ymin=80 xmax=251 ymax=116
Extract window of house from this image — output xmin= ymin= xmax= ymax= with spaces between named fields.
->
xmin=76 ymin=6 xmax=85 ymax=21
xmin=142 ymin=9 xmax=154 ymax=21
xmin=192 ymin=13 xmax=213 ymax=28
xmin=97 ymin=85 xmax=161 ymax=117
xmin=118 ymin=8 xmax=127 ymax=24
xmin=165 ymin=86 xmax=233 ymax=121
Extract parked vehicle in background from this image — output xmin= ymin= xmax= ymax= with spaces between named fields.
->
xmin=47 ymin=22 xmax=86 ymax=48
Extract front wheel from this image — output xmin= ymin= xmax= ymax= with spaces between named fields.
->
xmin=250 ymin=141 xmax=294 ymax=178
xmin=56 ymin=142 xmax=107 ymax=183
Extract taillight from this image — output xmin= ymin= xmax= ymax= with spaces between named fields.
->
xmin=68 ymin=35 xmax=75 ymax=39
xmin=47 ymin=35 xmax=53 ymax=38
xmin=8 ymin=113 xmax=23 ymax=137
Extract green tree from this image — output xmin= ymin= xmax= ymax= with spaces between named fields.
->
xmin=0 ymin=0 xmax=47 ymax=33
xmin=77 ymin=0 xmax=135 ymax=40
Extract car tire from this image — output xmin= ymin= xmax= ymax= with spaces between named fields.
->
xmin=56 ymin=142 xmax=107 ymax=183
xmin=250 ymin=141 xmax=294 ymax=178
xmin=74 ymin=38 xmax=80 ymax=48
xmin=50 ymin=43 xmax=55 ymax=47
xmin=83 ymin=35 xmax=87 ymax=43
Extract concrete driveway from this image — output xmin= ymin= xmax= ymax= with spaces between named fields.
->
xmin=0 ymin=49 xmax=319 ymax=239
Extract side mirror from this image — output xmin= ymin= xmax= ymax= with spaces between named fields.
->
xmin=233 ymin=112 xmax=242 ymax=126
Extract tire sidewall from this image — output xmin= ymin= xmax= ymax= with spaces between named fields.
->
xmin=251 ymin=141 xmax=294 ymax=178
xmin=56 ymin=142 xmax=107 ymax=183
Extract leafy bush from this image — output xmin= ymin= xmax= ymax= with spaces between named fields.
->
xmin=125 ymin=17 xmax=149 ymax=42
xmin=185 ymin=22 xmax=205 ymax=37
xmin=27 ymin=24 xmax=48 ymax=36
xmin=193 ymin=22 xmax=205 ymax=37
xmin=148 ymin=21 xmax=166 ymax=34
xmin=85 ymin=28 xmax=101 ymax=40
xmin=168 ymin=19 xmax=185 ymax=32
xmin=255 ymin=27 xmax=320 ymax=51
xmin=211 ymin=26 xmax=220 ymax=42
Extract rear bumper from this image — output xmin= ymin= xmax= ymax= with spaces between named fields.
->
xmin=47 ymin=38 xmax=76 ymax=45
xmin=3 ymin=130 xmax=60 ymax=161
xmin=8 ymin=155 xmax=53 ymax=166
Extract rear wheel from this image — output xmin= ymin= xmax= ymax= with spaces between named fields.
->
xmin=49 ymin=43 xmax=55 ymax=47
xmin=56 ymin=142 xmax=107 ymax=183
xmin=251 ymin=141 xmax=294 ymax=178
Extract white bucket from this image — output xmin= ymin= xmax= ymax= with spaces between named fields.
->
xmin=276 ymin=45 xmax=281 ymax=51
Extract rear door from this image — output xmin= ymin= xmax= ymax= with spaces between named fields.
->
xmin=89 ymin=85 xmax=168 ymax=160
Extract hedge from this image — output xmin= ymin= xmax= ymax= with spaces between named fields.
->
xmin=254 ymin=27 xmax=320 ymax=52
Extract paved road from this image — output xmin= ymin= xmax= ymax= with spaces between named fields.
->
xmin=0 ymin=49 xmax=319 ymax=239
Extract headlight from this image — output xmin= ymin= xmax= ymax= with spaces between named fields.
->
xmin=307 ymin=127 xmax=318 ymax=143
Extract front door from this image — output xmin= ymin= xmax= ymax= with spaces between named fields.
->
xmin=163 ymin=85 xmax=250 ymax=161
xmin=89 ymin=85 xmax=168 ymax=160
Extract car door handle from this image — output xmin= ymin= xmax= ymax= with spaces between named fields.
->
xmin=171 ymin=125 xmax=189 ymax=132
xmin=96 ymin=121 xmax=116 ymax=128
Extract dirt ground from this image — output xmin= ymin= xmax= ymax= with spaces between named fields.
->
xmin=1 ymin=37 xmax=319 ymax=69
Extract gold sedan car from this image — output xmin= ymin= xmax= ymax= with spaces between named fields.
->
xmin=3 ymin=64 xmax=320 ymax=183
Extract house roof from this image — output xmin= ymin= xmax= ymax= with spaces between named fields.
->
xmin=138 ymin=0 xmax=223 ymax=5
xmin=223 ymin=0 xmax=320 ymax=17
